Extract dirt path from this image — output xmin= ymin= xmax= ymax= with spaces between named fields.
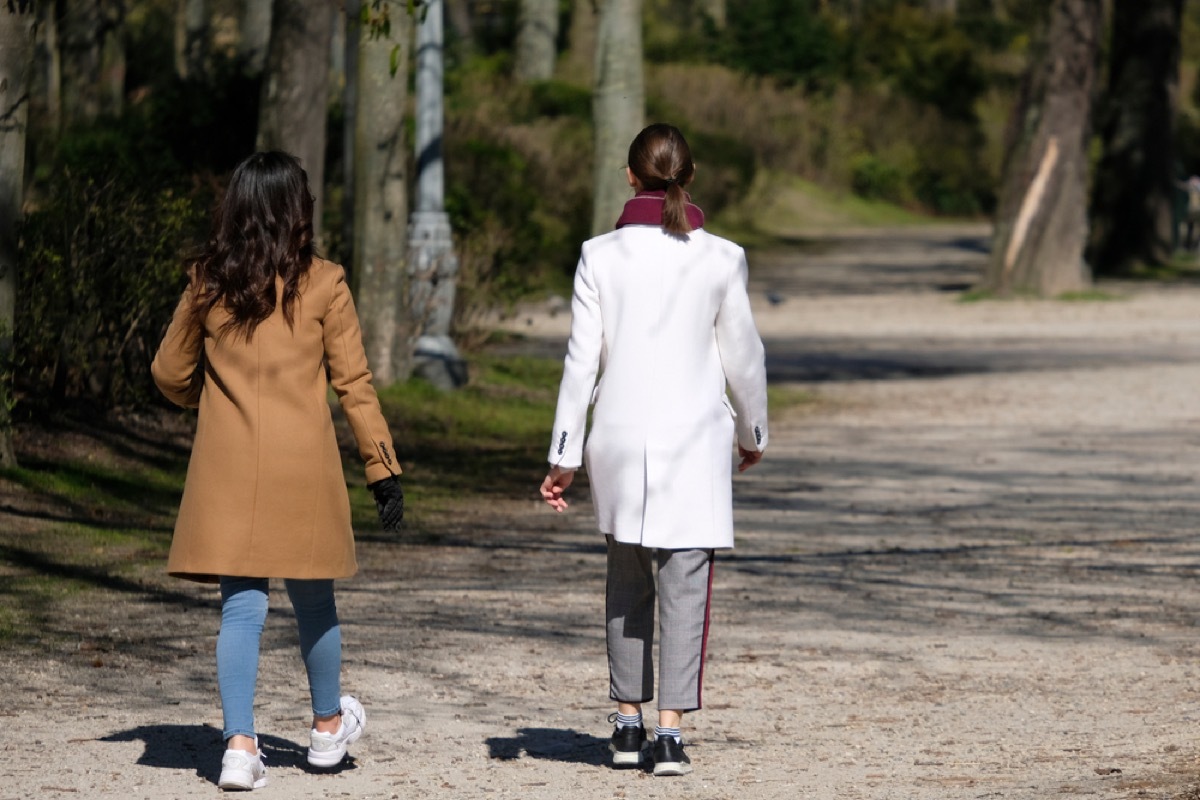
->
xmin=6 ymin=226 xmax=1200 ymax=799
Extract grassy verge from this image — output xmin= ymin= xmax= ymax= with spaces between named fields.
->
xmin=711 ymin=172 xmax=944 ymax=246
xmin=357 ymin=355 xmax=563 ymax=529
xmin=958 ymin=287 xmax=1126 ymax=303
xmin=0 ymin=450 xmax=183 ymax=646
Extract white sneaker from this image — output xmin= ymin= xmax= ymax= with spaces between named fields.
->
xmin=307 ymin=695 xmax=366 ymax=768
xmin=217 ymin=747 xmax=268 ymax=790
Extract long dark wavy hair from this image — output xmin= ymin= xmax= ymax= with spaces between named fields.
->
xmin=187 ymin=151 xmax=316 ymax=340
xmin=627 ymin=123 xmax=696 ymax=235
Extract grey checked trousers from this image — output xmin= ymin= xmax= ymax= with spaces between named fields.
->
xmin=605 ymin=535 xmax=715 ymax=711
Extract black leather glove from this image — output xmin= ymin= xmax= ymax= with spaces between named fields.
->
xmin=368 ymin=476 xmax=404 ymax=532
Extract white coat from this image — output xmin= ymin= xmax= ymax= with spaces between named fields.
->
xmin=547 ymin=224 xmax=769 ymax=550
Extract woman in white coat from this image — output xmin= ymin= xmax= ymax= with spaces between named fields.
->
xmin=540 ymin=123 xmax=769 ymax=777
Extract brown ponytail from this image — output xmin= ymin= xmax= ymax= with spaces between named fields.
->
xmin=627 ymin=123 xmax=696 ymax=235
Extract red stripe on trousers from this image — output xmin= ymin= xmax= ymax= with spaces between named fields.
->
xmin=696 ymin=551 xmax=714 ymax=710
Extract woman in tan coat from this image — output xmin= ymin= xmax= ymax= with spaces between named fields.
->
xmin=152 ymin=151 xmax=404 ymax=791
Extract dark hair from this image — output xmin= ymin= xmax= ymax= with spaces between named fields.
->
xmin=187 ymin=151 xmax=315 ymax=340
xmin=627 ymin=123 xmax=696 ymax=235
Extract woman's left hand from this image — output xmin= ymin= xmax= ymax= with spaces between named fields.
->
xmin=540 ymin=466 xmax=576 ymax=512
xmin=368 ymin=475 xmax=406 ymax=531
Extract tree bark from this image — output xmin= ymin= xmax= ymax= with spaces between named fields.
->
xmin=0 ymin=1 xmax=35 ymax=467
xmin=329 ymin=4 xmax=345 ymax=97
xmin=1088 ymin=0 xmax=1182 ymax=273
xmin=564 ymin=0 xmax=596 ymax=84
xmin=174 ymin=0 xmax=207 ymax=79
xmin=983 ymin=0 xmax=1101 ymax=296
xmin=33 ymin=0 xmax=60 ymax=133
xmin=352 ymin=13 xmax=411 ymax=385
xmin=341 ymin=0 xmax=359 ymax=274
xmin=59 ymin=0 xmax=106 ymax=124
xmin=700 ymin=0 xmax=725 ymax=28
xmin=590 ymin=0 xmax=643 ymax=236
xmin=257 ymin=0 xmax=335 ymax=244
xmin=515 ymin=0 xmax=558 ymax=82
xmin=445 ymin=0 xmax=472 ymax=53
xmin=238 ymin=0 xmax=271 ymax=76
xmin=100 ymin=3 xmax=124 ymax=114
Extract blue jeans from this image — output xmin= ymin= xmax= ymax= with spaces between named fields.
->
xmin=217 ymin=577 xmax=342 ymax=740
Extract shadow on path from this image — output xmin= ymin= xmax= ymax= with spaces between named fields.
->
xmin=485 ymin=727 xmax=611 ymax=767
xmin=99 ymin=724 xmax=355 ymax=785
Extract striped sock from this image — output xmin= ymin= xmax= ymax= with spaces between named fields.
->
xmin=655 ymin=725 xmax=682 ymax=743
xmin=616 ymin=711 xmax=642 ymax=729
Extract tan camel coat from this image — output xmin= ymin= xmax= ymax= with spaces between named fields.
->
xmin=152 ymin=259 xmax=399 ymax=583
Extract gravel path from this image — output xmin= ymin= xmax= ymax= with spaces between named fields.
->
xmin=5 ymin=226 xmax=1200 ymax=799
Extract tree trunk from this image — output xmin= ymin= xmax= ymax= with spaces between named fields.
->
xmin=100 ymin=3 xmax=125 ymax=114
xmin=174 ymin=0 xmax=207 ymax=79
xmin=515 ymin=0 xmax=558 ymax=82
xmin=329 ymin=4 xmax=345 ymax=98
xmin=983 ymin=0 xmax=1101 ymax=296
xmin=700 ymin=0 xmax=725 ymax=28
xmin=257 ymin=0 xmax=334 ymax=243
xmin=926 ymin=0 xmax=957 ymax=15
xmin=1088 ymin=0 xmax=1182 ymax=273
xmin=0 ymin=1 xmax=35 ymax=467
xmin=59 ymin=0 xmax=105 ymax=125
xmin=445 ymin=0 xmax=472 ymax=54
xmin=239 ymin=0 xmax=271 ymax=76
xmin=352 ymin=13 xmax=411 ymax=385
xmin=590 ymin=0 xmax=643 ymax=236
xmin=564 ymin=0 xmax=596 ymax=84
xmin=33 ymin=0 xmax=60 ymax=133
xmin=341 ymin=0 xmax=359 ymax=275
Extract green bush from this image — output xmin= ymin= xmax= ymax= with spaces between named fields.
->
xmin=444 ymin=106 xmax=591 ymax=340
xmin=721 ymin=0 xmax=843 ymax=90
xmin=527 ymin=80 xmax=592 ymax=120
xmin=850 ymin=153 xmax=910 ymax=205
xmin=17 ymin=122 xmax=209 ymax=409
xmin=446 ymin=138 xmax=545 ymax=301
xmin=850 ymin=6 xmax=988 ymax=123
xmin=678 ymin=129 xmax=757 ymax=217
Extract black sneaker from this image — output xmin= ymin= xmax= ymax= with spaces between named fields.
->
xmin=608 ymin=719 xmax=648 ymax=766
xmin=652 ymin=736 xmax=692 ymax=776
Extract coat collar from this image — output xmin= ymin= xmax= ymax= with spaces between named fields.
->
xmin=614 ymin=191 xmax=705 ymax=231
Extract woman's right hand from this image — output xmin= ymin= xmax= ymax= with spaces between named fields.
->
xmin=540 ymin=466 xmax=575 ymax=512
xmin=738 ymin=445 xmax=763 ymax=472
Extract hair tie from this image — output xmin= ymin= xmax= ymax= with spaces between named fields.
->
xmin=664 ymin=177 xmax=678 ymax=187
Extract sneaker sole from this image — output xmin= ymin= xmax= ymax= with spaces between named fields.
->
xmin=217 ymin=770 xmax=268 ymax=790
xmin=653 ymin=761 xmax=692 ymax=777
xmin=307 ymin=731 xmax=361 ymax=769
xmin=609 ymin=744 xmax=646 ymax=766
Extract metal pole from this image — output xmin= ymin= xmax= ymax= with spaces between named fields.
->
xmin=408 ymin=0 xmax=465 ymax=389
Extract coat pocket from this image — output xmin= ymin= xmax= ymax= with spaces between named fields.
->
xmin=720 ymin=395 xmax=738 ymax=419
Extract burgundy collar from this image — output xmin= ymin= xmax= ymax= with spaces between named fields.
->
xmin=614 ymin=191 xmax=705 ymax=231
